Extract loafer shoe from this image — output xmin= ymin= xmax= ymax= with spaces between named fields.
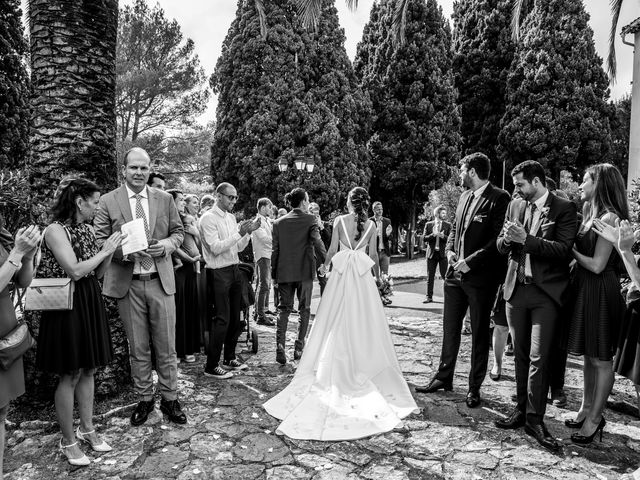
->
xmin=466 ymin=390 xmax=481 ymax=408
xmin=525 ymin=422 xmax=561 ymax=452
xmin=160 ymin=398 xmax=187 ymax=425
xmin=130 ymin=399 xmax=155 ymax=426
xmin=415 ymin=377 xmax=453 ymax=393
xmin=495 ymin=409 xmax=526 ymax=429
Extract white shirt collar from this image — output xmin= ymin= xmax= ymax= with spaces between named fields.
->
xmin=472 ymin=182 xmax=490 ymax=199
xmin=531 ymin=189 xmax=549 ymax=210
xmin=212 ymin=204 xmax=228 ymax=217
xmin=126 ymin=184 xmax=148 ymax=199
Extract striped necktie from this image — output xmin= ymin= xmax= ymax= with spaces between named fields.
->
xmin=135 ymin=194 xmax=154 ymax=270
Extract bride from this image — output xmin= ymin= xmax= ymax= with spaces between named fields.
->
xmin=263 ymin=187 xmax=419 ymax=441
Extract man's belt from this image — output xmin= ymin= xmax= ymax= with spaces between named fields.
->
xmin=132 ymin=272 xmax=159 ymax=281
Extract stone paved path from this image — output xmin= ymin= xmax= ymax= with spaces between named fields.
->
xmin=5 ymin=274 xmax=640 ymax=479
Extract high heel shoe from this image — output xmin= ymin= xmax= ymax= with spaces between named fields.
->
xmin=564 ymin=417 xmax=585 ymax=429
xmin=76 ymin=427 xmax=112 ymax=452
xmin=59 ymin=439 xmax=91 ymax=466
xmin=571 ymin=417 xmax=606 ymax=444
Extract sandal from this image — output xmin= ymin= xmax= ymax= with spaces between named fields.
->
xmin=76 ymin=427 xmax=113 ymax=452
xmin=59 ymin=439 xmax=91 ymax=466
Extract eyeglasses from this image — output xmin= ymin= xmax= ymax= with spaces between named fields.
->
xmin=220 ymin=192 xmax=238 ymax=201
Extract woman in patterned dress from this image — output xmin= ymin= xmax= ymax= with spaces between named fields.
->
xmin=0 ymin=220 xmax=40 ymax=479
xmin=36 ymin=178 xmax=123 ymax=466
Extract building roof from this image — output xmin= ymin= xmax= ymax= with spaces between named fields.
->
xmin=622 ymin=17 xmax=640 ymax=35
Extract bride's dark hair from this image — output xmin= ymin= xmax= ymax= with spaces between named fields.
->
xmin=349 ymin=187 xmax=370 ymax=241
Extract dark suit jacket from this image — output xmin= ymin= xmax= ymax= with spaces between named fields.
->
xmin=369 ymin=216 xmax=391 ymax=256
xmin=497 ymin=192 xmax=577 ymax=305
xmin=272 ymin=208 xmax=327 ymax=284
xmin=423 ymin=220 xmax=452 ymax=259
xmin=318 ymin=220 xmax=333 ymax=250
xmin=94 ymin=185 xmax=184 ymax=298
xmin=445 ymin=183 xmax=510 ymax=285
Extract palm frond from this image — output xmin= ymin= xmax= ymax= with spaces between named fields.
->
xmin=511 ymin=0 xmax=530 ymax=42
xmin=392 ymin=0 xmax=409 ymax=46
xmin=295 ymin=0 xmax=323 ymax=30
xmin=345 ymin=0 xmax=359 ymax=11
xmin=255 ymin=0 xmax=268 ymax=39
xmin=608 ymin=0 xmax=624 ymax=80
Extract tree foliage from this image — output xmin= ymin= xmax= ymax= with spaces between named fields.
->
xmin=609 ymin=94 xmax=631 ymax=181
xmin=0 ymin=0 xmax=30 ymax=170
xmin=211 ymin=0 xmax=372 ymax=214
xmin=498 ymin=0 xmax=612 ymax=181
xmin=452 ymin=0 xmax=514 ymax=186
xmin=354 ymin=0 xmax=461 ymax=227
xmin=116 ymin=0 xmax=210 ymax=142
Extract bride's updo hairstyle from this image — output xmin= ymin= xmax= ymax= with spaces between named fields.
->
xmin=348 ymin=187 xmax=370 ymax=241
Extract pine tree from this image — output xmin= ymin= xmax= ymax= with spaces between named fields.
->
xmin=452 ymin=0 xmax=514 ymax=187
xmin=211 ymin=0 xmax=371 ymax=214
xmin=0 ymin=0 xmax=30 ymax=169
xmin=355 ymin=0 xmax=461 ymax=255
xmin=609 ymin=95 xmax=631 ymax=181
xmin=498 ymin=0 xmax=611 ymax=181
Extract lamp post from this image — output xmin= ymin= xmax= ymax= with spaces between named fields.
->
xmin=278 ymin=153 xmax=316 ymax=173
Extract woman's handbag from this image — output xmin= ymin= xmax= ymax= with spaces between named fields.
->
xmin=23 ymin=225 xmax=75 ymax=311
xmin=0 ymin=321 xmax=35 ymax=370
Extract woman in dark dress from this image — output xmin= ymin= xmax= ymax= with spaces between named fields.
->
xmin=567 ymin=164 xmax=627 ymax=444
xmin=167 ymin=190 xmax=201 ymax=363
xmin=0 ymin=221 xmax=40 ymax=479
xmin=36 ymin=178 xmax=123 ymax=466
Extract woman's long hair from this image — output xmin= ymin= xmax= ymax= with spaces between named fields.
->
xmin=586 ymin=163 xmax=629 ymax=221
xmin=348 ymin=187 xmax=370 ymax=241
xmin=50 ymin=177 xmax=100 ymax=224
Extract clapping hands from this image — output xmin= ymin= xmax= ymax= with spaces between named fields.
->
xmin=14 ymin=225 xmax=42 ymax=258
xmin=593 ymin=218 xmax=640 ymax=253
xmin=239 ymin=217 xmax=261 ymax=236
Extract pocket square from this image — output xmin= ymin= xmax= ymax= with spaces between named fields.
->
xmin=472 ymin=215 xmax=485 ymax=223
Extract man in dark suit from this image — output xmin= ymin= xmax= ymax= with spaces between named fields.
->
xmin=423 ymin=205 xmax=452 ymax=303
xmin=309 ymin=202 xmax=332 ymax=296
xmin=272 ymin=188 xmax=327 ymax=364
xmin=494 ymin=160 xmax=576 ymax=452
xmin=95 ymin=147 xmax=186 ymax=426
xmin=370 ymin=202 xmax=392 ymax=275
xmin=416 ymin=152 xmax=509 ymax=410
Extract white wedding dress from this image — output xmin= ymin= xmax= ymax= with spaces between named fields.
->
xmin=263 ymin=218 xmax=419 ymax=441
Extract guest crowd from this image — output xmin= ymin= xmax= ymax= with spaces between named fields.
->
xmin=1 ymin=147 xmax=640 ymax=475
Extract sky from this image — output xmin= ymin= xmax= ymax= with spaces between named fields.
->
xmin=22 ymin=0 xmax=640 ymax=124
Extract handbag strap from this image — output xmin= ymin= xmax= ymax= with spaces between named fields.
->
xmin=33 ymin=223 xmax=73 ymax=278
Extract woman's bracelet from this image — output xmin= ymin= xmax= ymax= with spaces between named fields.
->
xmin=7 ymin=257 xmax=22 ymax=269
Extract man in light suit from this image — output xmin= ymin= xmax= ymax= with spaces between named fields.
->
xmin=94 ymin=147 xmax=186 ymax=426
xmin=423 ymin=205 xmax=452 ymax=303
xmin=370 ymin=202 xmax=392 ymax=275
xmin=416 ymin=153 xmax=509 ymax=409
xmin=272 ymin=188 xmax=326 ymax=364
xmin=252 ymin=197 xmax=275 ymax=326
xmin=494 ymin=160 xmax=576 ymax=452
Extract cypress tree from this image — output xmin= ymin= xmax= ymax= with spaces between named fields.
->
xmin=211 ymin=0 xmax=371 ymax=214
xmin=452 ymin=0 xmax=515 ymax=186
xmin=355 ymin=0 xmax=461 ymax=254
xmin=498 ymin=0 xmax=611 ymax=180
xmin=0 ymin=0 xmax=30 ymax=169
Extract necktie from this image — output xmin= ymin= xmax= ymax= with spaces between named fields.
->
xmin=135 ymin=194 xmax=154 ymax=270
xmin=516 ymin=203 xmax=536 ymax=283
xmin=457 ymin=193 xmax=474 ymax=254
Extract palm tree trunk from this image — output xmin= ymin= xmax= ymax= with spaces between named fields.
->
xmin=26 ymin=0 xmax=130 ymax=400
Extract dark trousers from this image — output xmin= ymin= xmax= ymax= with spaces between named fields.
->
xmin=255 ymin=257 xmax=271 ymax=319
xmin=206 ymin=265 xmax=242 ymax=370
xmin=506 ymin=284 xmax=559 ymax=425
xmin=549 ymin=303 xmax=572 ymax=392
xmin=277 ymin=280 xmax=313 ymax=351
xmin=436 ymin=276 xmax=497 ymax=391
xmin=426 ymin=251 xmax=447 ymax=297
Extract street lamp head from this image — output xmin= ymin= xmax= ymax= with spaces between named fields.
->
xmin=294 ymin=154 xmax=306 ymax=171
xmin=278 ymin=158 xmax=288 ymax=172
xmin=305 ymin=158 xmax=315 ymax=173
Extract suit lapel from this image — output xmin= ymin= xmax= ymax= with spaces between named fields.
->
xmin=148 ymin=187 xmax=158 ymax=235
xmin=466 ymin=184 xmax=492 ymax=229
xmin=116 ymin=185 xmax=134 ymax=223
xmin=531 ymin=192 xmax=554 ymax=237
xmin=456 ymin=190 xmax=472 ymax=244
